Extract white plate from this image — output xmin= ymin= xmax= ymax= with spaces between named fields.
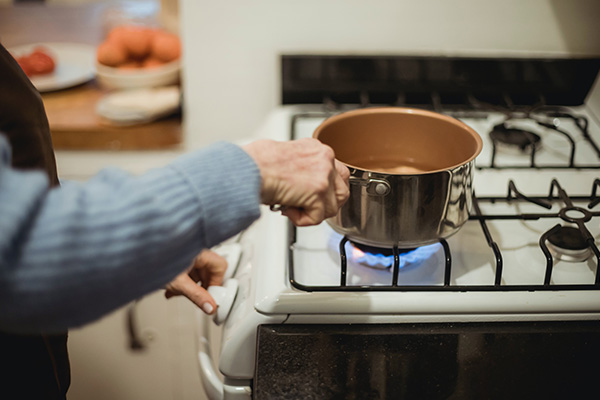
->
xmin=9 ymin=42 xmax=96 ymax=92
xmin=96 ymin=86 xmax=181 ymax=125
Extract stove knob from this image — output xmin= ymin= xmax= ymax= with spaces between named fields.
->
xmin=213 ymin=243 xmax=242 ymax=281
xmin=207 ymin=278 xmax=239 ymax=326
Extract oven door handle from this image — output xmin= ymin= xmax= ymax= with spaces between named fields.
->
xmin=198 ymin=314 xmax=224 ymax=400
xmin=198 ymin=313 xmax=253 ymax=399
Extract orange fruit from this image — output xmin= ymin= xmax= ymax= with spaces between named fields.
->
xmin=97 ymin=41 xmax=128 ymax=67
xmin=151 ymin=31 xmax=181 ymax=63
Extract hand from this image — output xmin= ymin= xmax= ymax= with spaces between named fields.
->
xmin=243 ymin=138 xmax=350 ymax=226
xmin=164 ymin=250 xmax=227 ymax=315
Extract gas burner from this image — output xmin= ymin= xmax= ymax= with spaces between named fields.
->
xmin=490 ymin=122 xmax=541 ymax=153
xmin=346 ymin=241 xmax=438 ymax=271
xmin=349 ymin=242 xmax=417 ymax=269
xmin=350 ymin=242 xmax=416 ymax=257
xmin=347 ymin=243 xmax=397 ymax=270
xmin=546 ymin=226 xmax=592 ymax=263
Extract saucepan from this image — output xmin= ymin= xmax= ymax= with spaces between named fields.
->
xmin=313 ymin=107 xmax=483 ymax=248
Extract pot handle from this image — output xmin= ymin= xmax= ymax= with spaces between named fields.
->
xmin=349 ymin=176 xmax=391 ymax=196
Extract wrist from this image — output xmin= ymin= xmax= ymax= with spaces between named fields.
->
xmin=242 ymin=140 xmax=279 ymax=204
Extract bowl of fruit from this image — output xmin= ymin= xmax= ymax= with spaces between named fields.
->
xmin=95 ymin=25 xmax=182 ymax=90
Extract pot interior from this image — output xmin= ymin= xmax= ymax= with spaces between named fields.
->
xmin=314 ymin=108 xmax=483 ymax=174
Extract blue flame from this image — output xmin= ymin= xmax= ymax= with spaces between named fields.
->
xmin=328 ymin=230 xmax=439 ymax=269
xmin=351 ymin=244 xmax=440 ymax=268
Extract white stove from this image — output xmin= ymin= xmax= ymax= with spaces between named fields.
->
xmin=197 ymin=56 xmax=600 ymax=400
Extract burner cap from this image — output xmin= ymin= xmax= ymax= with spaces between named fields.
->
xmin=490 ymin=123 xmax=541 ymax=151
xmin=546 ymin=226 xmax=591 ymax=262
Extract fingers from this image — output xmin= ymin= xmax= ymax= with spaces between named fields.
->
xmin=164 ymin=274 xmax=217 ymax=314
xmin=194 ymin=249 xmax=227 ymax=288
xmin=283 ymin=144 xmax=350 ymax=226
xmin=327 ymin=159 xmax=350 ymax=215
xmin=282 ymin=206 xmax=323 ymax=227
xmin=287 ymin=145 xmax=350 ymax=226
xmin=244 ymin=138 xmax=350 ymax=226
xmin=164 ymin=249 xmax=228 ymax=314
xmin=334 ymin=159 xmax=351 ymax=195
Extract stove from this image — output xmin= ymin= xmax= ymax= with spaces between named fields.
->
xmin=198 ymin=55 xmax=600 ymax=399
xmin=289 ymin=112 xmax=600 ymax=293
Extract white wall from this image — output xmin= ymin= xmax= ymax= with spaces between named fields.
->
xmin=179 ymin=0 xmax=600 ymax=148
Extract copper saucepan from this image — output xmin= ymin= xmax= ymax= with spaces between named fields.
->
xmin=313 ymin=107 xmax=483 ymax=248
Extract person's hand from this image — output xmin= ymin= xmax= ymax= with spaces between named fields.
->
xmin=243 ymin=138 xmax=350 ymax=226
xmin=164 ymin=250 xmax=227 ymax=315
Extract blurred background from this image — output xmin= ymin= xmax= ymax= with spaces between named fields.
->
xmin=0 ymin=0 xmax=599 ymax=399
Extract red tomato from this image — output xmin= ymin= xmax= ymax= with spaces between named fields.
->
xmin=27 ymin=48 xmax=56 ymax=75
xmin=16 ymin=55 xmax=33 ymax=76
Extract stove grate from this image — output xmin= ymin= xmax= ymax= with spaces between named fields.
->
xmin=485 ymin=107 xmax=600 ymax=170
xmin=289 ymin=179 xmax=600 ymax=292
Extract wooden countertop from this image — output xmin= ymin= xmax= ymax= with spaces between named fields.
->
xmin=0 ymin=2 xmax=183 ymax=150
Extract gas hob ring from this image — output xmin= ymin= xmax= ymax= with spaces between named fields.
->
xmin=558 ymin=206 xmax=592 ymax=224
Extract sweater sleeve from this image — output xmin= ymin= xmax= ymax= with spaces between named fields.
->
xmin=0 ymin=135 xmax=261 ymax=333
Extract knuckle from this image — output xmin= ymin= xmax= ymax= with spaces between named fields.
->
xmin=341 ymin=166 xmax=350 ymax=180
xmin=341 ymin=189 xmax=350 ymax=202
xmin=320 ymin=145 xmax=336 ymax=161
xmin=313 ymin=178 xmax=330 ymax=194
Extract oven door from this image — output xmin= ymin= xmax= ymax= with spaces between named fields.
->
xmin=255 ymin=321 xmax=600 ymax=399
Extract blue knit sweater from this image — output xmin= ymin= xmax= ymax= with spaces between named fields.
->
xmin=0 ymin=134 xmax=261 ymax=333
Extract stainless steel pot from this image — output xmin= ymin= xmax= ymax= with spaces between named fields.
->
xmin=313 ymin=107 xmax=483 ymax=248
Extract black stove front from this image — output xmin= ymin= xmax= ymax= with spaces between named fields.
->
xmin=255 ymin=321 xmax=600 ymax=400
xmin=281 ymin=55 xmax=600 ymax=110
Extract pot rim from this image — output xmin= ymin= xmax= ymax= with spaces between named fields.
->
xmin=313 ymin=106 xmax=483 ymax=175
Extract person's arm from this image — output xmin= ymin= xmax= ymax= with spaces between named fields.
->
xmin=0 ymin=136 xmax=261 ymax=333
xmin=0 ymin=134 xmax=349 ymax=333
xmin=164 ymin=138 xmax=351 ymax=312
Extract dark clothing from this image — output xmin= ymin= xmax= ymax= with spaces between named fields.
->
xmin=0 ymin=332 xmax=70 ymax=399
xmin=0 ymin=43 xmax=70 ymax=399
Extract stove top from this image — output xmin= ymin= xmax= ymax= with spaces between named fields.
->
xmin=209 ymin=56 xmax=600 ymax=387
xmin=208 ymin=58 xmax=590 ymax=319
xmin=287 ymin=103 xmax=600 ymax=288
xmin=235 ymin=101 xmax=600 ymax=317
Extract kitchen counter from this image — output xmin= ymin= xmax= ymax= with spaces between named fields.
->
xmin=0 ymin=1 xmax=184 ymax=175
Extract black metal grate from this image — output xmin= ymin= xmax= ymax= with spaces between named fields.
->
xmin=484 ymin=106 xmax=600 ymax=170
xmin=288 ymin=179 xmax=600 ymax=292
